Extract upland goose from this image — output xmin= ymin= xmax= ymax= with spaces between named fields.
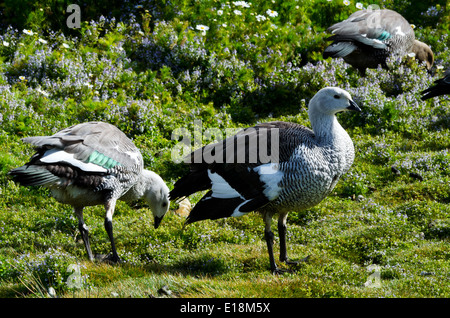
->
xmin=323 ymin=9 xmax=434 ymax=74
xmin=9 ymin=121 xmax=170 ymax=263
xmin=421 ymin=67 xmax=450 ymax=100
xmin=170 ymin=87 xmax=361 ymax=274
xmin=411 ymin=40 xmax=434 ymax=71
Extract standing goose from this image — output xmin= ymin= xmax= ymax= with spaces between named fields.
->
xmin=323 ymin=9 xmax=434 ymax=74
xmin=170 ymin=87 xmax=361 ymax=274
xmin=421 ymin=67 xmax=450 ymax=100
xmin=9 ymin=121 xmax=170 ymax=263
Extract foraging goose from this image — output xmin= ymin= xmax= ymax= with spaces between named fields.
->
xmin=421 ymin=67 xmax=450 ymax=100
xmin=170 ymin=87 xmax=361 ymax=274
xmin=9 ymin=121 xmax=170 ymax=263
xmin=323 ymin=9 xmax=434 ymax=74
xmin=411 ymin=40 xmax=434 ymax=71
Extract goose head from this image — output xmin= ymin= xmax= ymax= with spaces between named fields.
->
xmin=308 ymin=87 xmax=361 ymax=117
xmin=141 ymin=169 xmax=170 ymax=228
xmin=411 ymin=40 xmax=434 ymax=71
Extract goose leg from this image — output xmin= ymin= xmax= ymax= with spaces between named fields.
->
xmin=264 ymin=229 xmax=278 ymax=274
xmin=278 ymin=221 xmax=299 ymax=265
xmin=74 ymin=207 xmax=94 ymax=261
xmin=263 ymin=212 xmax=285 ymax=274
xmin=278 ymin=212 xmax=298 ymax=265
xmin=358 ymin=67 xmax=367 ymax=77
xmin=278 ymin=213 xmax=291 ymax=264
xmin=278 ymin=213 xmax=310 ymax=266
xmin=104 ymin=198 xmax=120 ymax=263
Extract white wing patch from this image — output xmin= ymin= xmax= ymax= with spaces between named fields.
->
xmin=41 ymin=148 xmax=107 ymax=173
xmin=253 ymin=163 xmax=283 ymax=201
xmin=231 ymin=200 xmax=250 ymax=217
xmin=371 ymin=38 xmax=384 ymax=45
xmin=125 ymin=150 xmax=141 ymax=164
xmin=394 ymin=26 xmax=405 ymax=36
xmin=208 ymin=170 xmax=243 ymax=199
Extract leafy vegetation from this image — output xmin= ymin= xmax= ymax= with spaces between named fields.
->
xmin=0 ymin=0 xmax=449 ymax=298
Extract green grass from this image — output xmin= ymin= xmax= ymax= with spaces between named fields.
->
xmin=0 ymin=0 xmax=449 ymax=298
xmin=1 ymin=186 xmax=450 ymax=298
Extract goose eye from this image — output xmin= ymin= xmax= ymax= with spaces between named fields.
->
xmin=334 ymin=95 xmax=340 ymax=99
xmin=162 ymin=202 xmax=167 ymax=207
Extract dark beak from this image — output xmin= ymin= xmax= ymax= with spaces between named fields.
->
xmin=154 ymin=216 xmax=163 ymax=229
xmin=347 ymin=100 xmax=361 ymax=112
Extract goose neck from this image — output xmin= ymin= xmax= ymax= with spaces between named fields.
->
xmin=310 ymin=114 xmax=347 ymax=145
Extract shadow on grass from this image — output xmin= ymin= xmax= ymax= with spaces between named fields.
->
xmin=140 ymin=253 xmax=243 ymax=277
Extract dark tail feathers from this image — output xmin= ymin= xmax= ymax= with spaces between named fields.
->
xmin=8 ymin=165 xmax=59 ymax=187
xmin=323 ymin=41 xmax=358 ymax=59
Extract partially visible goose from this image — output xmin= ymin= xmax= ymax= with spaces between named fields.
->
xmin=421 ymin=67 xmax=450 ymax=100
xmin=170 ymin=87 xmax=361 ymax=274
xmin=9 ymin=121 xmax=170 ymax=263
xmin=323 ymin=9 xmax=434 ymax=74
xmin=411 ymin=40 xmax=434 ymax=71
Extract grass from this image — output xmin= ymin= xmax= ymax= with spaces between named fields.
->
xmin=2 ymin=188 xmax=450 ymax=298
xmin=0 ymin=0 xmax=449 ymax=299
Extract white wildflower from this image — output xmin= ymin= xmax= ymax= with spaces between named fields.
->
xmin=233 ymin=9 xmax=242 ymax=15
xmin=256 ymin=14 xmax=266 ymax=22
xmin=233 ymin=1 xmax=251 ymax=8
xmin=343 ymin=0 xmax=351 ymax=5
xmin=196 ymin=24 xmax=210 ymax=35
xmin=38 ymin=38 xmax=48 ymax=44
xmin=36 ymin=87 xmax=49 ymax=97
xmin=356 ymin=2 xmax=364 ymax=9
xmin=23 ymin=29 xmax=34 ymax=36
xmin=266 ymin=9 xmax=278 ymax=17
xmin=217 ymin=9 xmax=223 ymax=15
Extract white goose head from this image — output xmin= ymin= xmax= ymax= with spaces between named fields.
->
xmin=141 ymin=169 xmax=170 ymax=228
xmin=307 ymin=87 xmax=361 ymax=139
xmin=309 ymin=87 xmax=360 ymax=117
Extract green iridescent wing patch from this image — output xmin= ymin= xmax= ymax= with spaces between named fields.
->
xmin=377 ymin=31 xmax=391 ymax=41
xmin=87 ymin=150 xmax=121 ymax=169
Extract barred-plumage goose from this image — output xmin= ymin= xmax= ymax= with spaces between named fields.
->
xmin=323 ymin=9 xmax=434 ymax=74
xmin=421 ymin=67 xmax=450 ymax=100
xmin=9 ymin=121 xmax=170 ymax=263
xmin=170 ymin=87 xmax=361 ymax=274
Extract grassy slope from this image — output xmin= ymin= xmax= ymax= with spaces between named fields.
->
xmin=0 ymin=0 xmax=449 ymax=298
